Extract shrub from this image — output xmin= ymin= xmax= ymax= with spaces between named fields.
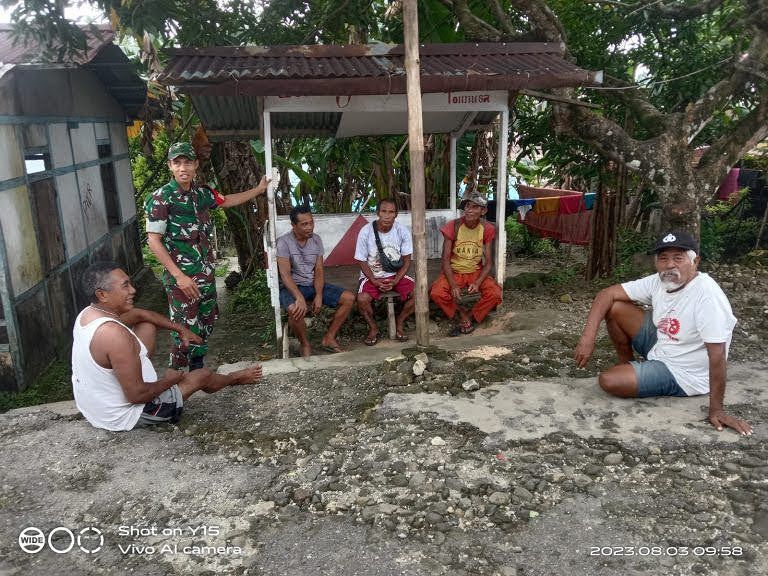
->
xmin=505 ymin=217 xmax=559 ymax=258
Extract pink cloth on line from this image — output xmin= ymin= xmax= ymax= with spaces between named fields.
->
xmin=716 ymin=168 xmax=740 ymax=200
xmin=558 ymin=194 xmax=583 ymax=214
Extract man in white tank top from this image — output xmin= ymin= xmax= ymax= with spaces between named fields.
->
xmin=72 ymin=262 xmax=263 ymax=431
xmin=574 ymin=231 xmax=752 ymax=436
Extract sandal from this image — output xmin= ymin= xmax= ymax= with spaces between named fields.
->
xmin=460 ymin=320 xmax=475 ymax=335
xmin=395 ymin=333 xmax=409 ymax=342
xmin=364 ymin=333 xmax=379 ymax=346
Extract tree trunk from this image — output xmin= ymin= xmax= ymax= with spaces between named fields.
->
xmin=210 ymin=141 xmax=267 ymax=276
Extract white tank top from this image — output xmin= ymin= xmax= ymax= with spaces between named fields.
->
xmin=71 ymin=309 xmax=158 ymax=431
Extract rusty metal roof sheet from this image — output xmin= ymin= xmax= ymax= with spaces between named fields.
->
xmin=0 ymin=23 xmax=114 ymax=65
xmin=0 ymin=24 xmax=146 ymax=118
xmin=159 ymin=42 xmax=597 ymax=96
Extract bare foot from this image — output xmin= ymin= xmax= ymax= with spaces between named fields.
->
xmin=300 ymin=345 xmax=312 ymax=358
xmin=320 ymin=338 xmax=345 ymax=353
xmin=229 ymin=364 xmax=263 ymax=386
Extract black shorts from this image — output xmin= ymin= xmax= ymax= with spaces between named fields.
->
xmin=136 ymin=385 xmax=184 ymax=426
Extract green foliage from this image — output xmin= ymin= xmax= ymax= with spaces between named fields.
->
xmin=142 ymin=245 xmax=164 ymax=279
xmin=227 ymin=271 xmax=275 ymax=343
xmin=700 ymin=215 xmax=761 ymax=263
xmin=129 ymin=130 xmax=172 ymax=226
xmin=0 ymin=360 xmax=72 ymax=413
xmin=505 ymin=217 xmax=558 ymax=258
xmin=214 ymin=259 xmax=230 ymax=278
xmin=228 ymin=270 xmax=271 ymax=312
xmin=611 ymin=227 xmax=654 ymax=282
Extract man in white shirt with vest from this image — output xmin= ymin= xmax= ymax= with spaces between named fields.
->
xmin=574 ymin=231 xmax=752 ymax=435
xmin=354 ymin=199 xmax=415 ymax=345
xmin=71 ymin=262 xmax=262 ymax=431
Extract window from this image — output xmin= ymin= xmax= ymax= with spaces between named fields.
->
xmin=24 ymin=152 xmax=51 ymax=175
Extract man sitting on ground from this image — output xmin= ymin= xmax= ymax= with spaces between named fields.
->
xmin=72 ymin=262 xmax=262 ymax=431
xmin=574 ymin=231 xmax=752 ymax=435
xmin=429 ymin=191 xmax=502 ymax=335
xmin=277 ymin=205 xmax=355 ymax=356
xmin=354 ymin=198 xmax=415 ymax=344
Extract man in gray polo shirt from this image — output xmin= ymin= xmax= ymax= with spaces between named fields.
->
xmin=277 ymin=205 xmax=355 ymax=357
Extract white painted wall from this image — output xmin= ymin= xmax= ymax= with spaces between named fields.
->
xmin=0 ymin=186 xmax=42 ymax=295
xmin=274 ymin=209 xmax=453 ymax=261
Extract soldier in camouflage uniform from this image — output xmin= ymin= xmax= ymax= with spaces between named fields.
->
xmin=145 ymin=142 xmax=269 ymax=370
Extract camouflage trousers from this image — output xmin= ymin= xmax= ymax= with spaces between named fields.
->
xmin=163 ymin=272 xmax=219 ymax=369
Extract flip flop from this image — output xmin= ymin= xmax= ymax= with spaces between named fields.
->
xmin=395 ymin=333 xmax=409 ymax=342
xmin=364 ymin=334 xmax=379 ymax=346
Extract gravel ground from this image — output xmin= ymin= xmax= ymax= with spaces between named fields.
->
xmin=0 ymin=262 xmax=766 ymax=576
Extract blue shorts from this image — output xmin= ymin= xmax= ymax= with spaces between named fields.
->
xmin=279 ymin=283 xmax=346 ymax=310
xmin=629 ymin=310 xmax=687 ymax=398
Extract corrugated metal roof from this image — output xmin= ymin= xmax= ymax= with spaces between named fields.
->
xmin=0 ymin=24 xmax=146 ymax=118
xmin=0 ymin=23 xmax=115 ymax=65
xmin=159 ymin=42 xmax=597 ymax=96
xmin=162 ymin=42 xmax=598 ymax=140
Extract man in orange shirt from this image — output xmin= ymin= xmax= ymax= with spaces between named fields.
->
xmin=429 ymin=191 xmax=502 ymax=335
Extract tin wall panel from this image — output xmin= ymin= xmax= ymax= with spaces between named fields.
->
xmin=29 ymin=178 xmax=66 ymax=273
xmin=122 ymin=221 xmax=142 ymax=275
xmin=76 ymin=166 xmax=108 ymax=242
xmin=22 ymin=124 xmax=47 ymax=148
xmin=114 ymin=158 xmax=137 ymax=220
xmin=16 ymin=286 xmax=54 ymax=379
xmin=70 ymin=122 xmax=98 ymax=164
xmin=0 ymin=125 xmax=23 ymax=181
xmin=0 ymin=186 xmax=43 ymax=295
xmin=109 ymin=122 xmax=129 ymax=155
xmin=55 ymin=172 xmax=87 ymax=256
xmin=49 ymin=123 xmax=74 ymax=168
xmin=94 ymin=122 xmax=109 ymax=141
xmin=0 ymin=351 xmax=16 ymax=392
xmin=46 ymin=266 xmax=75 ymax=351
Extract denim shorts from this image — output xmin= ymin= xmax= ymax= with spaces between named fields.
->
xmin=279 ymin=283 xmax=346 ymax=310
xmin=629 ymin=310 xmax=688 ymax=398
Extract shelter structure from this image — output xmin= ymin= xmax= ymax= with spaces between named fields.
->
xmin=159 ymin=43 xmax=599 ymax=347
xmin=0 ymin=25 xmax=146 ymax=390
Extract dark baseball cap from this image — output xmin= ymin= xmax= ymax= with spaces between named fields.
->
xmin=648 ymin=231 xmax=699 ymax=254
xmin=167 ymin=142 xmax=197 ymax=161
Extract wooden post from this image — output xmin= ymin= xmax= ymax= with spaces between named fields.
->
xmin=403 ymin=0 xmax=429 ymax=347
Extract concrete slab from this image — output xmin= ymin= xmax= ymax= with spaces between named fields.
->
xmin=381 ymin=363 xmax=767 ymax=444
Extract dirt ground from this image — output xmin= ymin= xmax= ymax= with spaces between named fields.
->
xmin=1 ymin=257 xmax=767 ymax=576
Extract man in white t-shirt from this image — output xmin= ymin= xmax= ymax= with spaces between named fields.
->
xmin=574 ymin=231 xmax=752 ymax=435
xmin=354 ymin=199 xmax=415 ymax=345
xmin=72 ymin=262 xmax=263 ymax=431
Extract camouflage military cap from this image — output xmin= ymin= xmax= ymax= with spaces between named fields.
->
xmin=167 ymin=142 xmax=197 ymax=161
xmin=460 ymin=190 xmax=488 ymax=209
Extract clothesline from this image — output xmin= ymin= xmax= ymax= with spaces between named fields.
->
xmin=510 ymin=191 xmax=596 ymax=220
xmin=515 ymin=185 xmax=595 ymax=246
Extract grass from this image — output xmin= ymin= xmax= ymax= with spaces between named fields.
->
xmin=0 ymin=359 xmax=73 ymax=413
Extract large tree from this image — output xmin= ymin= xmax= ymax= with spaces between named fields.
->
xmin=433 ymin=0 xmax=768 ymax=235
